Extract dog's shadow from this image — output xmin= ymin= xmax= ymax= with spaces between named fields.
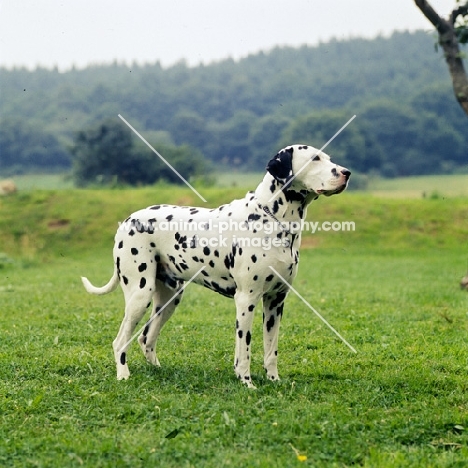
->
xmin=123 ymin=361 xmax=289 ymax=393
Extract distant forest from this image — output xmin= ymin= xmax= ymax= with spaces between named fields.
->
xmin=1 ymin=30 xmax=467 ymax=180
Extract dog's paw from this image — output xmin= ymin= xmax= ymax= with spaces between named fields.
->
xmin=237 ymin=374 xmax=257 ymax=389
xmin=138 ymin=336 xmax=161 ymax=366
xmin=243 ymin=379 xmax=257 ymax=390
xmin=117 ymin=368 xmax=130 ymax=380
xmin=146 ymin=353 xmax=161 ymax=367
xmin=266 ymin=374 xmax=281 ymax=382
xmin=264 ymin=366 xmax=280 ymax=382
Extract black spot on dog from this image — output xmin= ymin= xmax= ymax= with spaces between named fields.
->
xmin=138 ymin=263 xmax=147 ymax=272
xmin=266 ymin=315 xmax=275 ymax=332
xmin=118 ymin=241 xmax=123 ymax=249
xmin=226 ymin=286 xmax=236 ymax=297
xmin=140 ymin=277 xmax=147 ymax=289
xmin=238 ymin=330 xmax=243 ymax=339
xmin=272 ymin=200 xmax=279 ymax=214
xmin=246 ymin=331 xmax=251 ymax=346
xmin=131 ymin=248 xmax=138 ymax=255
xmin=276 ymin=305 xmax=284 ymax=317
xmin=203 ymin=246 xmax=210 ymax=256
xmin=251 ymin=255 xmax=257 ymax=263
xmin=135 ymin=220 xmax=147 ymax=233
xmin=120 ymin=352 xmax=126 ymax=365
xmin=269 ymin=292 xmax=287 ymax=309
xmin=248 ymin=304 xmax=255 ymax=312
xmin=122 ymin=276 xmax=128 ymax=285
xmin=166 ymin=215 xmax=173 ymax=221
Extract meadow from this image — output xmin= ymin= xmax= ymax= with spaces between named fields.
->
xmin=1 ymin=181 xmax=468 ymax=467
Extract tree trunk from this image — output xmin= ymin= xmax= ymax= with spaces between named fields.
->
xmin=415 ymin=0 xmax=468 ymax=116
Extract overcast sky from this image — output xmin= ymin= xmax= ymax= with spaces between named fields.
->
xmin=0 ymin=0 xmax=457 ymax=71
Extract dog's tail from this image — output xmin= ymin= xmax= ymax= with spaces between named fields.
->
xmin=81 ymin=268 xmax=119 ymax=295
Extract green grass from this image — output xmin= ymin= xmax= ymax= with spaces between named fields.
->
xmin=1 ymin=248 xmax=468 ymax=466
xmin=7 ymin=172 xmax=468 ymax=197
xmin=1 ymin=187 xmax=468 ymax=466
xmin=367 ymin=174 xmax=468 ymax=198
xmin=8 ymin=173 xmax=74 ymax=191
xmin=0 ymin=188 xmax=467 ymax=259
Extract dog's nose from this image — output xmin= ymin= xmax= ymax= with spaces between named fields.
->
xmin=341 ymin=169 xmax=351 ymax=179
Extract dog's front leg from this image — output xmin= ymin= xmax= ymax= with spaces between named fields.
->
xmin=262 ymin=291 xmax=288 ymax=381
xmin=234 ymin=291 xmax=261 ymax=389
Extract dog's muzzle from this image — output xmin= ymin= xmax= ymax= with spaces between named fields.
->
xmin=317 ymin=169 xmax=351 ymax=196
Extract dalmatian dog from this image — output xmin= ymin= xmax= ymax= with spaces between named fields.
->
xmin=81 ymin=145 xmax=351 ymax=388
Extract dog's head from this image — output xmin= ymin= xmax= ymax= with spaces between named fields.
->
xmin=267 ymin=145 xmax=351 ymax=197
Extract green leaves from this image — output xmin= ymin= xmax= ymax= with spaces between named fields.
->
xmin=70 ymin=119 xmax=210 ymax=187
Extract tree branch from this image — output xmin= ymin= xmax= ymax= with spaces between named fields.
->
xmin=451 ymin=4 xmax=468 ymax=25
xmin=415 ymin=0 xmax=448 ymax=31
xmin=414 ymin=0 xmax=468 ymax=116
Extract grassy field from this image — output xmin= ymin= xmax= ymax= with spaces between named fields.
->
xmin=9 ymin=172 xmax=468 ymax=198
xmin=1 ymin=186 xmax=468 ymax=466
xmin=366 ymin=174 xmax=468 ymax=199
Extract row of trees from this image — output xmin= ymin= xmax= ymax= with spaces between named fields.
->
xmin=0 ymin=30 xmax=467 ymax=184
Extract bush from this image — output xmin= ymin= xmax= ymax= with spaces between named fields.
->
xmin=70 ymin=119 xmax=210 ymax=187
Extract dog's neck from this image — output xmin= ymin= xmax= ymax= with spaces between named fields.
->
xmin=254 ymin=173 xmax=318 ymax=224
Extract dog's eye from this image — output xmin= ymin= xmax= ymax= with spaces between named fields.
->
xmin=312 ymin=155 xmax=320 ymax=161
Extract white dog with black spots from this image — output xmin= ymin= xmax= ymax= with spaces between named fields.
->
xmin=82 ymin=145 xmax=351 ymax=388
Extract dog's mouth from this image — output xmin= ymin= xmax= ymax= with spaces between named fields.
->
xmin=316 ymin=183 xmax=348 ymax=197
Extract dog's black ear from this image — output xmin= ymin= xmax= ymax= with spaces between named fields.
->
xmin=266 ymin=147 xmax=294 ymax=186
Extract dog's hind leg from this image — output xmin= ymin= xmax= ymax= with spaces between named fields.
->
xmin=138 ymin=279 xmax=184 ymax=367
xmin=113 ymin=284 xmax=154 ymax=380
